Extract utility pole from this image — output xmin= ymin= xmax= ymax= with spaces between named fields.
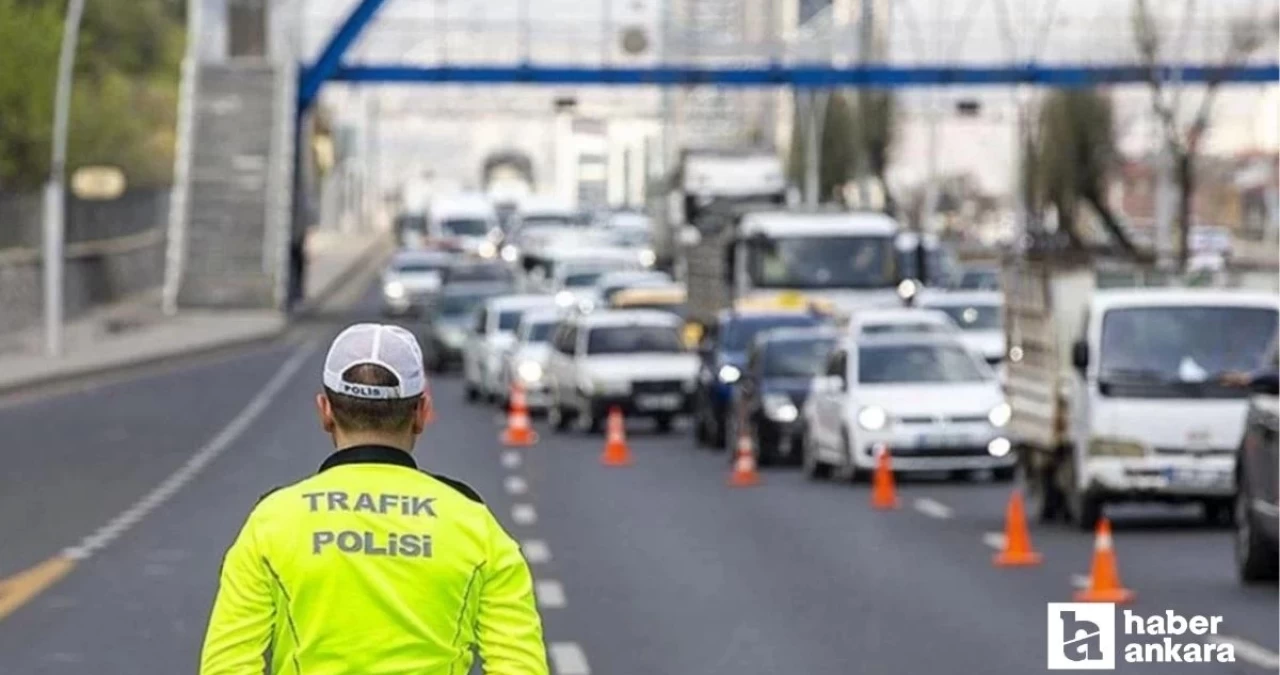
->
xmin=43 ymin=0 xmax=87 ymax=357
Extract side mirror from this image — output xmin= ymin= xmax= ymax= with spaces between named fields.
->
xmin=1249 ymin=371 xmax=1280 ymax=396
xmin=1071 ymin=340 xmax=1089 ymax=372
xmin=678 ymin=225 xmax=702 ymax=247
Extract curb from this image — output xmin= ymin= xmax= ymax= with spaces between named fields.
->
xmin=0 ymin=234 xmax=390 ymax=399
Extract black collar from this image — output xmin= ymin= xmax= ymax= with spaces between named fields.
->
xmin=319 ymin=445 xmax=418 ymax=473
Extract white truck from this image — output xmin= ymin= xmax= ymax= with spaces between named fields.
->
xmin=683 ymin=208 xmax=908 ymax=324
xmin=1004 ymin=252 xmax=1279 ymax=529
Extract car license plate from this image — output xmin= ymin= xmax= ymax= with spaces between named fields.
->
xmin=636 ymin=394 xmax=681 ymax=411
xmin=915 ymin=433 xmax=966 ymax=448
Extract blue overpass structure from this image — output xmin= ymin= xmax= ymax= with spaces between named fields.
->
xmin=297 ymin=0 xmax=1279 ymax=113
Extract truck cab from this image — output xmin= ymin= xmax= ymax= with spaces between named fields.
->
xmin=719 ymin=210 xmax=906 ymax=318
xmin=1006 ymin=256 xmax=1279 ymax=529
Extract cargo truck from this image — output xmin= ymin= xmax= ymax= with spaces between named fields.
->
xmin=1003 ymin=250 xmax=1278 ymax=529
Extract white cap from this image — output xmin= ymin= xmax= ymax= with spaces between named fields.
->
xmin=323 ymin=324 xmax=426 ymax=400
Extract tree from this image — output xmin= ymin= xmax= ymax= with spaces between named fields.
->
xmin=1132 ymin=0 xmax=1276 ymax=269
xmin=1035 ymin=89 xmax=1148 ymax=258
xmin=0 ymin=0 xmax=183 ymax=190
xmin=787 ymin=91 xmax=860 ymax=203
xmin=855 ymin=90 xmax=897 ymax=215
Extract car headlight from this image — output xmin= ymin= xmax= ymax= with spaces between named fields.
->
xmin=988 ymin=402 xmax=1012 ymax=428
xmin=638 ymin=249 xmax=657 ymax=267
xmin=501 ymin=245 xmax=519 ymax=262
xmin=555 ymin=291 xmax=576 ymax=308
xmin=718 ymin=364 xmax=741 ymax=384
xmin=987 ymin=437 xmax=1012 ymax=457
xmin=384 ymin=281 xmax=406 ymax=299
xmin=857 ymin=406 xmax=888 ymax=431
xmin=517 ymin=360 xmax=543 ymax=383
xmin=478 ymin=241 xmax=498 ymax=259
xmin=763 ymin=393 xmax=799 ymax=423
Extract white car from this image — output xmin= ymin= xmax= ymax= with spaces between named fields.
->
xmin=801 ymin=333 xmax=1015 ymax=480
xmin=428 ymin=193 xmax=501 ymax=258
xmin=545 ymin=251 xmax=645 ymax=310
xmin=919 ymin=290 xmax=1006 ymax=368
xmin=545 ymin=310 xmax=699 ymax=433
xmin=380 ymin=250 xmax=454 ymax=316
xmin=846 ymin=307 xmax=961 ymax=339
xmin=497 ymin=308 xmax=565 ymax=411
xmin=462 ymin=294 xmax=558 ymax=402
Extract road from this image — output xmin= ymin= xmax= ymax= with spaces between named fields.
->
xmin=0 ymin=280 xmax=1276 ymax=674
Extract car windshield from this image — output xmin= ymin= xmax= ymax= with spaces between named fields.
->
xmin=931 ymin=304 xmax=1002 ymax=331
xmin=565 ymin=271 xmax=605 ymax=288
xmin=763 ymin=338 xmax=835 ymax=378
xmin=440 ymin=218 xmax=490 ymax=237
xmin=607 ymin=229 xmax=650 ymax=247
xmin=897 ymin=247 xmax=961 ymax=286
xmin=393 ymin=262 xmax=444 ymax=274
xmin=957 ymin=268 xmax=1000 ymax=290
xmin=748 ymin=236 xmax=898 ymax=289
xmin=1098 ymin=306 xmax=1278 ymax=399
xmin=498 ymin=310 xmax=525 ymax=332
xmin=396 ymin=214 xmax=427 ymax=233
xmin=724 ymin=315 xmax=822 ymax=351
xmin=861 ymin=322 xmax=952 ymax=336
xmin=448 ymin=265 xmax=510 ymax=283
xmin=521 ymin=215 xmax=574 ymax=228
xmin=523 ymin=321 xmax=557 ymax=343
xmin=587 ymin=325 xmax=684 ymax=355
xmin=858 ymin=343 xmax=989 ymax=384
xmin=437 ymin=293 xmax=492 ymax=317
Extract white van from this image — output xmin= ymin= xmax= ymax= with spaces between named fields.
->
xmin=429 ymin=194 xmax=500 ymax=258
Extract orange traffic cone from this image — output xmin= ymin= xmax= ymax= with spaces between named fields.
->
xmin=1074 ymin=518 xmax=1135 ymax=603
xmin=501 ymin=382 xmax=538 ymax=447
xmin=994 ymin=489 xmax=1043 ymax=567
xmin=600 ymin=406 xmax=632 ymax=466
xmin=870 ymin=445 xmax=900 ymax=510
xmin=727 ymin=429 xmax=761 ymax=487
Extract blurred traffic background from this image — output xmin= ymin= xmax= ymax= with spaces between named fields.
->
xmin=0 ymin=0 xmax=1278 ymax=673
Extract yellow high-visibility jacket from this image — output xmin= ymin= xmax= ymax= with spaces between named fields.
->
xmin=200 ymin=445 xmax=548 ymax=675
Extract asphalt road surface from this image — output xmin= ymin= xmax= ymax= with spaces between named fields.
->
xmin=0 ymin=281 xmax=1276 ymax=674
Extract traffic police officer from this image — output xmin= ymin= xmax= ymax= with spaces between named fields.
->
xmin=200 ymin=323 xmax=549 ymax=674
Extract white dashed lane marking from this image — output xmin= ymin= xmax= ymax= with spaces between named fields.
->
xmin=504 ymin=475 xmax=529 ymax=495
xmin=982 ymin=532 xmax=1006 ymax=550
xmin=912 ymin=498 xmax=953 ymax=519
xmin=521 ymin=539 xmax=551 ymax=564
xmin=63 ymin=341 xmax=318 ymax=561
xmin=1070 ymin=574 xmax=1091 ymax=589
xmin=501 ymin=451 xmax=522 ymax=469
xmin=512 ymin=503 xmax=537 ymax=525
xmin=1209 ymin=636 xmax=1280 ymax=670
xmin=535 ymin=580 xmax=566 ymax=608
xmin=550 ymin=642 xmax=591 ymax=674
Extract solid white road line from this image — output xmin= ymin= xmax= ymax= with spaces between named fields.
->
xmin=504 ymin=475 xmax=529 ymax=495
xmin=521 ymin=539 xmax=551 ymax=564
xmin=549 ymin=642 xmax=591 ymax=675
xmin=512 ymin=504 xmax=537 ymax=525
xmin=1210 ymin=636 xmax=1280 ymax=670
xmin=982 ymin=532 xmax=1007 ymax=550
xmin=912 ymin=498 xmax=954 ymax=519
xmin=535 ymin=580 xmax=566 ymax=608
xmin=501 ymin=451 xmax=522 ymax=469
xmin=63 ymin=341 xmax=318 ymax=561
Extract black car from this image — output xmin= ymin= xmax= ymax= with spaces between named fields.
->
xmin=423 ymin=282 xmax=511 ymax=372
xmin=1235 ymin=337 xmax=1278 ymax=582
xmin=726 ymin=327 xmax=839 ymax=465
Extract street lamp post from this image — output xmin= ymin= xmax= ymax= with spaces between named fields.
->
xmin=43 ymin=0 xmax=87 ymax=357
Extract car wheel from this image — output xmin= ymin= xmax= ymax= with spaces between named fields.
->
xmin=1235 ymin=480 xmax=1279 ymax=582
xmin=654 ymin=414 xmax=674 ymax=434
xmin=802 ymin=432 xmax=832 ymax=481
